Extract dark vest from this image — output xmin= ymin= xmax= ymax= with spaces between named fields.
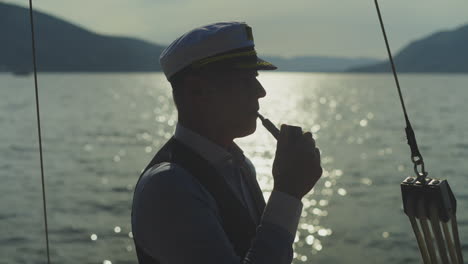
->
xmin=132 ymin=137 xmax=258 ymax=264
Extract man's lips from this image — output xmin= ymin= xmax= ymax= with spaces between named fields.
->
xmin=247 ymin=104 xmax=259 ymax=116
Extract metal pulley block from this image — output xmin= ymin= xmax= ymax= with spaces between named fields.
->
xmin=401 ymin=177 xmax=464 ymax=264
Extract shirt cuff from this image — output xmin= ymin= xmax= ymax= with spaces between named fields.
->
xmin=261 ymin=190 xmax=303 ymax=236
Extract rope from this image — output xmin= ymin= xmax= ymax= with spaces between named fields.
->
xmin=28 ymin=1 xmax=51 ymax=263
xmin=373 ymin=0 xmax=426 ymax=178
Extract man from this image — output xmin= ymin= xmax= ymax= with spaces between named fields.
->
xmin=131 ymin=22 xmax=322 ymax=264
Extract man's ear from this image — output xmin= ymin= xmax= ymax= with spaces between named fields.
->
xmin=184 ymin=74 xmax=206 ymax=96
xmin=185 ymin=74 xmax=214 ymax=97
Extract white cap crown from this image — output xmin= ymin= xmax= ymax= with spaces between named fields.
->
xmin=160 ymin=22 xmax=256 ymax=80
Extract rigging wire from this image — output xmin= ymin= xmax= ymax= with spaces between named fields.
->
xmin=28 ymin=0 xmax=51 ymax=263
xmin=373 ymin=0 xmax=427 ymax=178
xmin=375 ymin=1 xmax=464 ymax=263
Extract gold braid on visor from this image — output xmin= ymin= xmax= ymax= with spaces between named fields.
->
xmin=191 ymin=50 xmax=257 ymax=68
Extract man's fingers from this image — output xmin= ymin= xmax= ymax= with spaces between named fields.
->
xmin=302 ymin=132 xmax=316 ymax=148
xmin=298 ymin=132 xmax=316 ymax=156
xmin=302 ymin=134 xmax=321 ymax=166
xmin=288 ymin=126 xmax=303 ymax=143
xmin=315 ymin=147 xmax=321 ymax=162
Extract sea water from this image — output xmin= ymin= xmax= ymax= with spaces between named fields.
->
xmin=1 ymin=72 xmax=467 ymax=264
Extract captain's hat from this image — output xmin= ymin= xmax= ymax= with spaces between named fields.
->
xmin=160 ymin=22 xmax=277 ymax=81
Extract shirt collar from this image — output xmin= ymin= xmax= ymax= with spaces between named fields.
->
xmin=174 ymin=123 xmax=245 ymax=165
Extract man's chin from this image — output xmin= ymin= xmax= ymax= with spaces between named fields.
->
xmin=245 ymin=124 xmax=257 ymax=136
xmin=234 ymin=120 xmax=257 ymax=138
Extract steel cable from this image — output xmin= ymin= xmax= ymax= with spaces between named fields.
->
xmin=28 ymin=0 xmax=51 ymax=263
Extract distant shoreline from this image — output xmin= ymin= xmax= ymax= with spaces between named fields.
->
xmin=2 ymin=71 xmax=468 ymax=75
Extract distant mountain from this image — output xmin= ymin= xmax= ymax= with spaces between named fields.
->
xmin=263 ymin=56 xmax=379 ymax=72
xmin=1 ymin=2 xmax=381 ymax=73
xmin=0 ymin=2 xmax=164 ymax=72
xmin=350 ymin=24 xmax=468 ymax=73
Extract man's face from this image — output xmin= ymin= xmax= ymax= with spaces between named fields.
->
xmin=202 ymin=69 xmax=266 ymax=138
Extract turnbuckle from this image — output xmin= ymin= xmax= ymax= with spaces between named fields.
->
xmin=412 ymin=155 xmax=428 ymax=183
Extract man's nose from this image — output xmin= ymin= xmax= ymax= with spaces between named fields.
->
xmin=255 ymin=79 xmax=266 ymax=98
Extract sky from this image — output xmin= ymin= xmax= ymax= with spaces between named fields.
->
xmin=5 ymin=0 xmax=468 ymax=59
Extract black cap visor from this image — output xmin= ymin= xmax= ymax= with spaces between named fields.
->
xmin=191 ymin=47 xmax=277 ymax=71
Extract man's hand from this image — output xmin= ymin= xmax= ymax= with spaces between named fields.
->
xmin=272 ymin=124 xmax=323 ymax=200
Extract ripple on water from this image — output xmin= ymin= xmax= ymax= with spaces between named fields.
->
xmin=455 ymin=143 xmax=468 ymax=149
xmin=0 ymin=213 xmax=15 ymax=221
xmin=111 ymin=186 xmax=132 ymax=193
xmin=0 ymin=236 xmax=28 ymax=245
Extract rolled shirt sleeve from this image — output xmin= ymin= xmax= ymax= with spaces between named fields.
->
xmin=261 ymin=190 xmax=303 ymax=237
xmin=243 ymin=157 xmax=303 ymax=237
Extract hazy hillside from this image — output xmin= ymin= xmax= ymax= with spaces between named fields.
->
xmin=1 ymin=2 xmax=381 ymax=73
xmin=350 ymin=24 xmax=468 ymax=73
xmin=0 ymin=2 xmax=164 ymax=72
xmin=10 ymin=2 xmax=466 ymax=73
